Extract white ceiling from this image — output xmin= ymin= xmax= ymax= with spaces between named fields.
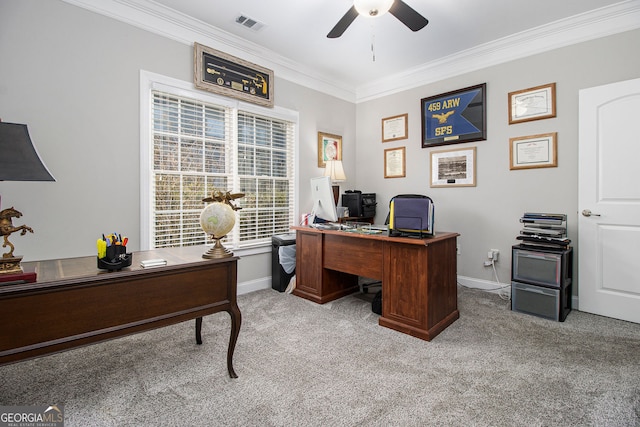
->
xmin=66 ymin=0 xmax=640 ymax=101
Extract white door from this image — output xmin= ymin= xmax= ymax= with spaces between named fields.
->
xmin=578 ymin=78 xmax=640 ymax=324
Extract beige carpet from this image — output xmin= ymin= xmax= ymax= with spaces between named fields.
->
xmin=1 ymin=286 xmax=639 ymax=426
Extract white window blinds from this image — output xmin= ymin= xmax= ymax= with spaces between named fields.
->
xmin=150 ymin=89 xmax=295 ymax=249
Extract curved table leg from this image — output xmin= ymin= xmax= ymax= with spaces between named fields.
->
xmin=194 ymin=307 xmax=241 ymax=378
xmin=226 ymin=304 xmax=242 ymax=379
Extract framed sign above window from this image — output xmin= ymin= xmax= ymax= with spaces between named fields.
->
xmin=421 ymin=83 xmax=486 ymax=148
xmin=194 ymin=42 xmax=274 ymax=108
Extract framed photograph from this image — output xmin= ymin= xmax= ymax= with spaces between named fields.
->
xmin=430 ymin=147 xmax=476 ymax=187
xmin=317 ymin=132 xmax=342 ymax=168
xmin=384 ymin=147 xmax=406 ymax=178
xmin=382 ymin=113 xmax=408 ymax=142
xmin=509 ymin=133 xmax=557 ymax=170
xmin=194 ymin=42 xmax=274 ymax=108
xmin=421 ymin=83 xmax=486 ymax=148
xmin=508 ymin=83 xmax=556 ymax=124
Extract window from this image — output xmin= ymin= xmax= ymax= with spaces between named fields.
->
xmin=140 ymin=72 xmax=297 ymax=251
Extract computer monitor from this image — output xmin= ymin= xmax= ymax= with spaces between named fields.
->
xmin=310 ymin=176 xmax=338 ymax=222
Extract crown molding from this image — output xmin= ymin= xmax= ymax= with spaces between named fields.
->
xmin=60 ymin=0 xmax=358 ymax=102
xmin=61 ymin=0 xmax=640 ymax=104
xmin=356 ymin=0 xmax=640 ymax=102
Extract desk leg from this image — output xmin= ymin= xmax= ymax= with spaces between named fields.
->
xmin=194 ymin=310 xmax=241 ymax=379
xmin=195 ymin=317 xmax=203 ymax=345
xmin=226 ymin=305 xmax=242 ymax=379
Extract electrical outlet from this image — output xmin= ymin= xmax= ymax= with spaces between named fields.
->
xmin=457 ymin=245 xmax=461 ymax=255
xmin=484 ymin=249 xmax=499 ymax=266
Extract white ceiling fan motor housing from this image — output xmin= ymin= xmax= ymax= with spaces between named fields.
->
xmin=354 ymin=0 xmax=394 ymax=17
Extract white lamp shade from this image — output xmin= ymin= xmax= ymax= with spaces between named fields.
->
xmin=354 ymin=0 xmax=394 ymax=17
xmin=323 ymin=160 xmax=347 ymax=182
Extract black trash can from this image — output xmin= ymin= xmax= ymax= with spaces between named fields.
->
xmin=272 ymin=233 xmax=296 ymax=292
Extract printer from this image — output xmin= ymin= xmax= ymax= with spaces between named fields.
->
xmin=342 ymin=190 xmax=376 ymax=218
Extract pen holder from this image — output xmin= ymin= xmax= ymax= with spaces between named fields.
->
xmin=97 ymin=245 xmax=132 ymax=271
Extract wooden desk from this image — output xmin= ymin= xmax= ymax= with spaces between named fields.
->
xmin=292 ymin=227 xmax=459 ymax=341
xmin=0 ymin=246 xmax=241 ymax=378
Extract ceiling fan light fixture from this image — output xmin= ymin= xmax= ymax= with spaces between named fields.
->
xmin=354 ymin=0 xmax=394 ymax=18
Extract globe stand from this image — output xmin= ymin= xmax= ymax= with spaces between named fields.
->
xmin=203 ymin=235 xmax=233 ymax=259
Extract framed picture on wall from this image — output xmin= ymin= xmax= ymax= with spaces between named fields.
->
xmin=421 ymin=83 xmax=486 ymax=148
xmin=384 ymin=147 xmax=406 ymax=178
xmin=382 ymin=113 xmax=408 ymax=142
xmin=509 ymin=133 xmax=557 ymax=170
xmin=508 ymin=83 xmax=556 ymax=124
xmin=430 ymin=147 xmax=476 ymax=187
xmin=317 ymin=132 xmax=342 ymax=168
xmin=194 ymin=42 xmax=274 ymax=108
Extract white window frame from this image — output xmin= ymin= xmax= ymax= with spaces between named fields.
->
xmin=139 ymin=70 xmax=299 ymax=253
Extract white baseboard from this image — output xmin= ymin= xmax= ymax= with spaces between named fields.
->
xmin=239 ymin=275 xmax=580 ymax=310
xmin=457 ymin=275 xmax=510 ymax=295
xmin=238 ymin=277 xmax=271 ymax=295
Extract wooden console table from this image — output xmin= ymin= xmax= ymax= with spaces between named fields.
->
xmin=0 ymin=246 xmax=241 ymax=378
xmin=292 ymin=226 xmax=459 ymax=341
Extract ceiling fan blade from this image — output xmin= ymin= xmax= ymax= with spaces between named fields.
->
xmin=327 ymin=6 xmax=359 ymax=38
xmin=389 ymin=0 xmax=429 ymax=32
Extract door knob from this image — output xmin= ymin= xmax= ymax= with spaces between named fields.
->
xmin=582 ymin=209 xmax=601 ymax=217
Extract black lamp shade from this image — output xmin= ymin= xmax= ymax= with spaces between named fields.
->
xmin=0 ymin=122 xmax=55 ymax=181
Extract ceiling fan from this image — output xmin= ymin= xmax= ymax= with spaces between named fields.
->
xmin=327 ymin=0 xmax=429 ymax=38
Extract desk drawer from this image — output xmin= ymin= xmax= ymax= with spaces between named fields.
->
xmin=323 ymin=234 xmax=383 ymax=279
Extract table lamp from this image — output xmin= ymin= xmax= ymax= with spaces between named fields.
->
xmin=323 ymin=160 xmax=346 ymax=205
xmin=0 ymin=120 xmax=55 ymax=276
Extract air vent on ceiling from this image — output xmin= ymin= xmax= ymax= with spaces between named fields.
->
xmin=235 ymin=14 xmax=265 ymax=32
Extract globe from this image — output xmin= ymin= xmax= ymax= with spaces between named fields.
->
xmin=199 ymin=202 xmax=236 ymax=258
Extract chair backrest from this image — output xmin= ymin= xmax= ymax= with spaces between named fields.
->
xmin=387 ymin=194 xmax=434 ymax=237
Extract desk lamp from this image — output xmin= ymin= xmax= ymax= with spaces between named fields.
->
xmin=0 ymin=120 xmax=55 ymax=275
xmin=323 ymin=160 xmax=346 ymax=205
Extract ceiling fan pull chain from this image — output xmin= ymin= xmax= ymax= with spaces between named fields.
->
xmin=371 ymin=39 xmax=376 ymax=62
xmin=371 ymin=26 xmax=376 ymax=62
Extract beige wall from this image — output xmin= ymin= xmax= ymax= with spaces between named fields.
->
xmin=355 ymin=28 xmax=640 ymax=290
xmin=1 ymin=0 xmax=638 ymax=295
xmin=0 ymin=0 xmax=355 ymax=288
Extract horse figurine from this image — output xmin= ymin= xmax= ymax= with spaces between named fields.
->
xmin=1 ymin=206 xmax=34 ymax=259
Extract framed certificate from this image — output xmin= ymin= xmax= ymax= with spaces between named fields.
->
xmin=384 ymin=147 xmax=406 ymax=178
xmin=510 ymin=133 xmax=558 ymax=170
xmin=382 ymin=114 xmax=408 ymax=142
xmin=508 ymin=83 xmax=556 ymax=124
